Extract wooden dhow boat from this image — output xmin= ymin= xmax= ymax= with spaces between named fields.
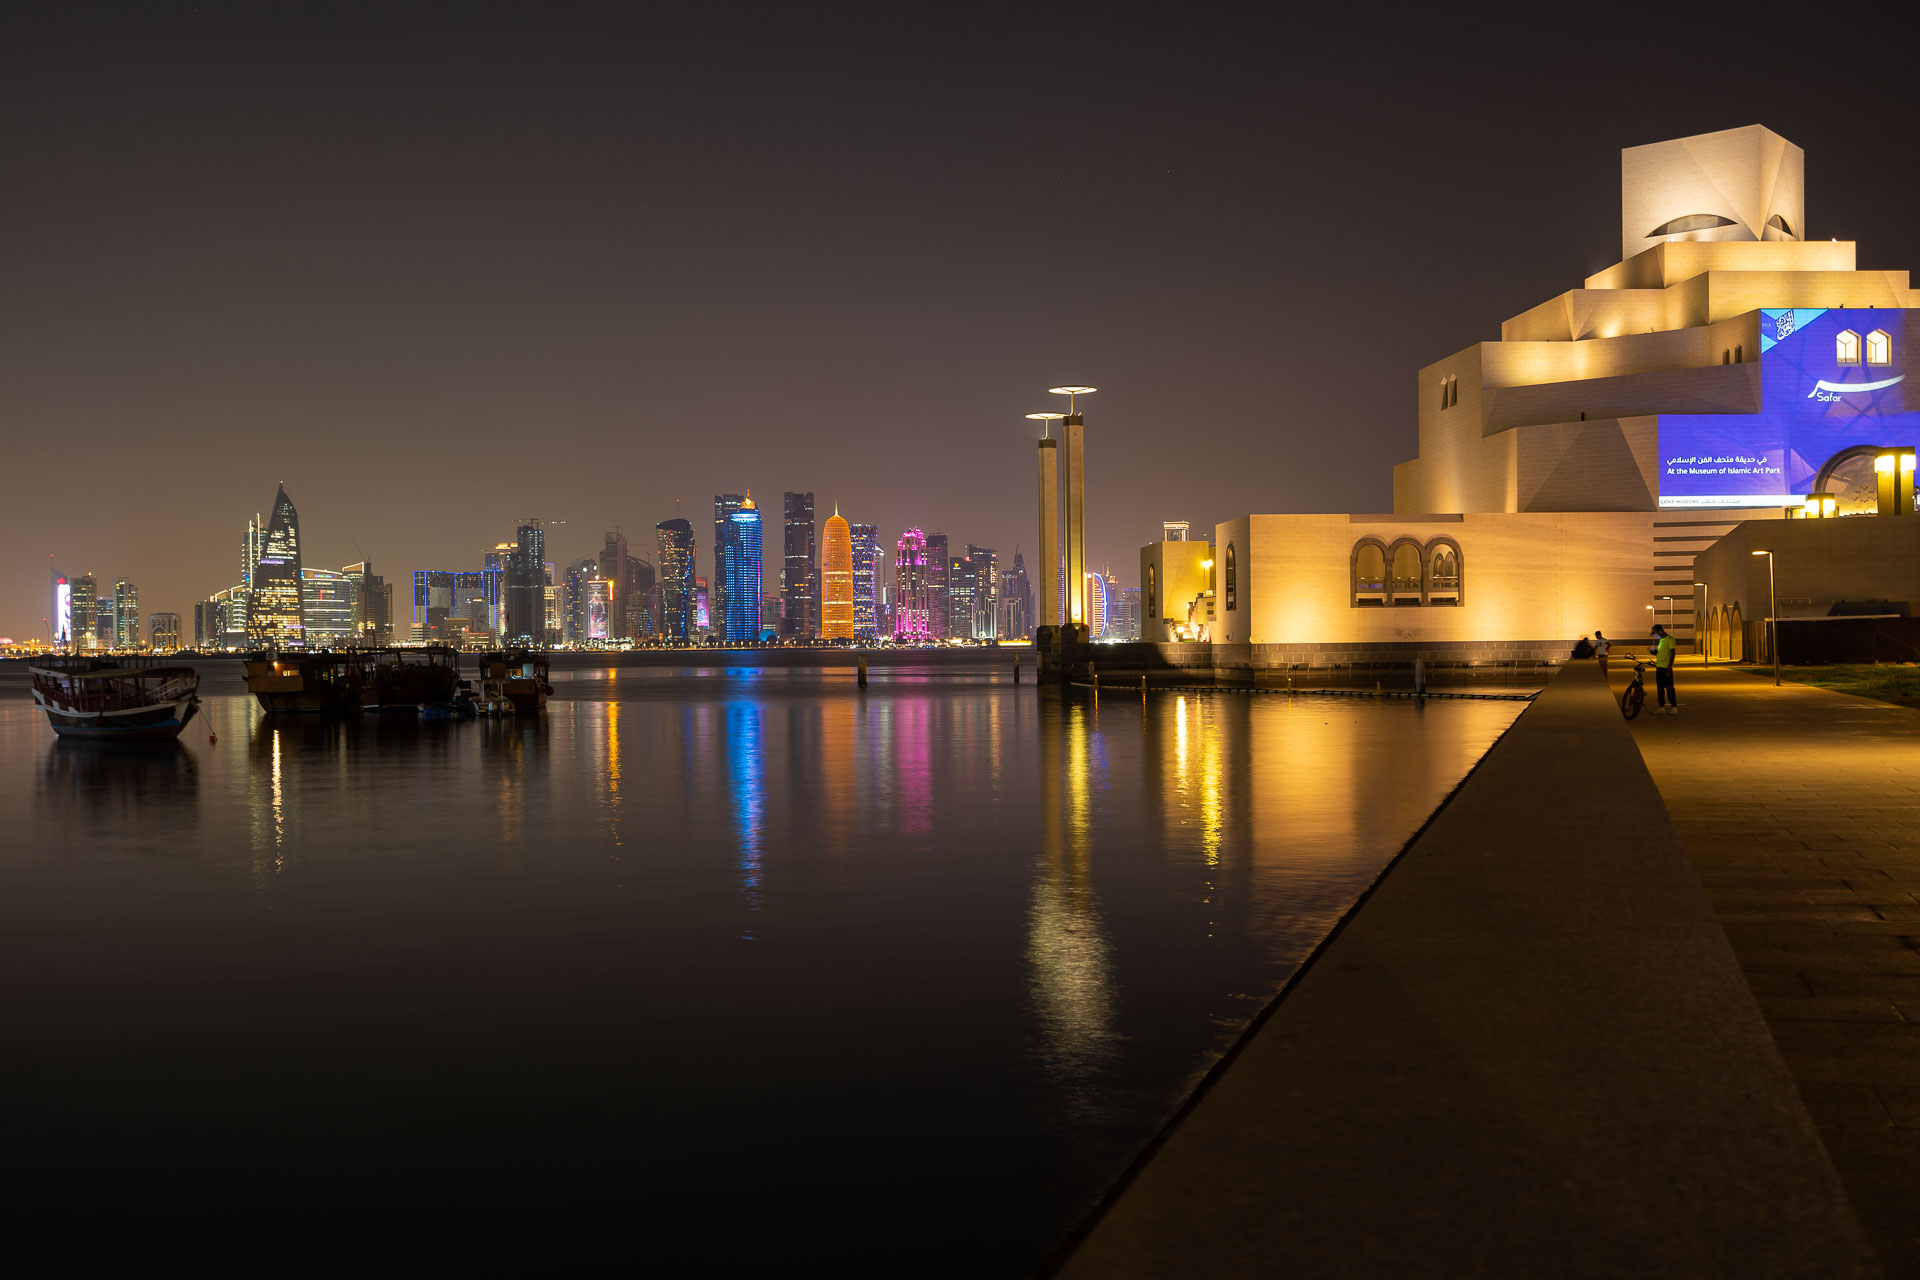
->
xmin=244 ymin=651 xmax=370 ymax=714
xmin=31 ymin=656 xmax=201 ymax=740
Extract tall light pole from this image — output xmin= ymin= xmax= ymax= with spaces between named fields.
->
xmin=1050 ymin=386 xmax=1095 ymax=634
xmin=1694 ymin=582 xmax=1708 ymax=667
xmin=1027 ymin=412 xmax=1065 ymax=632
xmin=1752 ymin=549 xmax=1779 ymax=685
xmin=1661 ymin=595 xmax=1675 ymax=634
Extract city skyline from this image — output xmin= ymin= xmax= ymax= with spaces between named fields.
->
xmin=7 ymin=10 xmax=1911 ymax=639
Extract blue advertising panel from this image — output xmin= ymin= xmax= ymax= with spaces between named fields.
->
xmin=1658 ymin=308 xmax=1916 ymax=507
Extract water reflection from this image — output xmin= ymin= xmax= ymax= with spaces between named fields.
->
xmin=1028 ymin=694 xmax=1120 ymax=1115
xmin=36 ymin=741 xmax=199 ymax=840
xmin=0 ymin=666 xmax=1525 ymax=1274
xmin=727 ymin=701 xmax=765 ymax=921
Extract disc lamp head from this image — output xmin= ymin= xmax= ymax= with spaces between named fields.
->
xmin=1047 ymin=385 xmax=1097 ymax=414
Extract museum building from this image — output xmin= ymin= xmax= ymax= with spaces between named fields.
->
xmin=1153 ymin=125 xmax=1919 ymax=669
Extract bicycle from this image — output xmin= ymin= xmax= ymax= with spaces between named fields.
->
xmin=1621 ymin=661 xmax=1647 ymax=720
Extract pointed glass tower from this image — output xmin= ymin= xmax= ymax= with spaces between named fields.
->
xmin=248 ymin=484 xmax=305 ymax=647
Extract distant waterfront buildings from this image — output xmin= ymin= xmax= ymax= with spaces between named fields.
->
xmin=821 ymin=507 xmax=854 ymax=640
xmin=656 ymin=518 xmax=696 ymax=642
xmin=249 ymin=485 xmax=305 ymax=647
xmin=782 ymin=491 xmax=817 ymax=638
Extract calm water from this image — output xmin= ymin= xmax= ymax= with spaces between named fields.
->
xmin=0 ymin=659 xmax=1522 ymax=1270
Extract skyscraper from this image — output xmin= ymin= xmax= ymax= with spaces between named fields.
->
xmin=712 ymin=496 xmax=746 ymax=634
xmin=343 ymin=561 xmax=390 ymax=646
xmin=301 ymin=568 xmax=355 ymax=647
xmin=563 ymin=558 xmax=598 ymax=645
xmin=999 ymin=550 xmax=1031 ymax=640
xmin=850 ymin=522 xmax=881 ymax=641
xmin=51 ymin=569 xmax=71 ymax=650
xmin=821 ymin=507 xmax=853 ymax=641
xmin=248 ymin=484 xmax=305 ymax=647
xmin=719 ymin=498 xmax=764 ymax=643
xmin=947 ymin=554 xmax=975 ymax=640
xmin=628 ymin=558 xmax=657 ymax=638
xmin=113 ymin=579 xmax=140 ymax=649
xmin=924 ymin=533 xmax=950 ymax=639
xmin=781 ymin=491 xmax=816 ymax=639
xmin=505 ymin=520 xmax=546 ymax=645
xmin=966 ymin=545 xmax=997 ymax=640
xmin=893 ymin=528 xmax=933 ymax=642
xmin=601 ymin=531 xmax=631 ymax=639
xmin=656 ymin=518 xmax=696 ymax=643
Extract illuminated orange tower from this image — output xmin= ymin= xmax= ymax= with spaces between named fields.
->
xmin=821 ymin=506 xmax=854 ymax=640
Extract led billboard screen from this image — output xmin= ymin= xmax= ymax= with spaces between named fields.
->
xmin=1658 ymin=309 xmax=1916 ymax=507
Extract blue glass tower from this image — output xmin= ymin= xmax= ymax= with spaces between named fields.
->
xmin=720 ymin=500 xmax=764 ymax=642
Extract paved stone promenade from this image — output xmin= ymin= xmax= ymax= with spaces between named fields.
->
xmin=1057 ymin=663 xmax=1875 ymax=1278
xmin=1627 ymin=664 xmax=1920 ymax=1278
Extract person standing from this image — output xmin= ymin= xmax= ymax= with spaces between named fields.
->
xmin=1651 ymin=624 xmax=1677 ymax=713
xmin=1594 ymin=630 xmax=1611 ymax=681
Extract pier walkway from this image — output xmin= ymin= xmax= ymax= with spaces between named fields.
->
xmin=1054 ymin=662 xmax=1876 ymax=1278
xmin=1627 ymin=665 xmax=1920 ymax=1277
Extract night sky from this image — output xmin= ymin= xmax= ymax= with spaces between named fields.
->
xmin=4 ymin=4 xmax=1916 ymax=638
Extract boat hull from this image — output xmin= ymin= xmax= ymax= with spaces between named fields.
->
xmin=35 ymin=694 xmax=199 ymax=740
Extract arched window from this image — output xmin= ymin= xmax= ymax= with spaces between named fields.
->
xmin=1734 ymin=344 xmax=1744 ymax=363
xmin=1223 ymin=542 xmax=1237 ymax=612
xmin=1146 ymin=564 xmax=1157 ymax=619
xmin=1425 ymin=537 xmax=1463 ymax=605
xmin=1867 ymin=329 xmax=1892 ymax=366
xmin=1766 ymin=213 xmax=1795 ymax=238
xmin=1439 ymin=378 xmax=1448 ymax=411
xmin=1647 ymin=213 xmax=1736 ymax=237
xmin=1837 ymin=330 xmax=1861 ymax=364
xmin=1351 ymin=540 xmax=1387 ymax=607
xmin=1389 ymin=540 xmax=1423 ymax=605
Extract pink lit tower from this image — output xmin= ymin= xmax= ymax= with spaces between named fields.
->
xmin=893 ymin=528 xmax=933 ymax=642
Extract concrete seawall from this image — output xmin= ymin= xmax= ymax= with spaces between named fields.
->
xmin=1053 ymin=662 xmax=1879 ymax=1277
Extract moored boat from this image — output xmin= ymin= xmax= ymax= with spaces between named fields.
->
xmin=244 ymin=651 xmax=369 ymax=714
xmin=364 ymin=646 xmax=463 ymax=713
xmin=477 ymin=650 xmax=553 ymax=715
xmin=31 ymin=657 xmax=201 ymax=740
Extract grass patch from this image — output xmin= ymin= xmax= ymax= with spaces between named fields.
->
xmin=1735 ymin=663 xmax=1920 ymax=707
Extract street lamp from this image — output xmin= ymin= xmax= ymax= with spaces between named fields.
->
xmin=1694 ymin=582 xmax=1708 ymax=667
xmin=1752 ymin=549 xmax=1780 ymax=685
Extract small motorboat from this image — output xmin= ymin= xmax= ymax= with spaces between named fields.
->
xmin=477 ymin=650 xmax=554 ymax=716
xmin=31 ymin=657 xmax=201 ymax=740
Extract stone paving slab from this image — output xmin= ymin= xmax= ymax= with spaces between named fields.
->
xmin=1054 ymin=663 xmax=1875 ymax=1279
xmin=1627 ymin=666 xmax=1920 ymax=1278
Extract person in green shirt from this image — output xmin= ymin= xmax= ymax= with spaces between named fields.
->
xmin=1651 ymin=624 xmax=1677 ymax=714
